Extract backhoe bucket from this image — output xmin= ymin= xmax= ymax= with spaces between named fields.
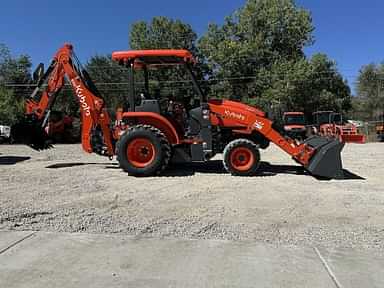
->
xmin=11 ymin=117 xmax=52 ymax=150
xmin=303 ymin=136 xmax=345 ymax=179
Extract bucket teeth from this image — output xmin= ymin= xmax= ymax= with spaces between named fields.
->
xmin=304 ymin=136 xmax=345 ymax=179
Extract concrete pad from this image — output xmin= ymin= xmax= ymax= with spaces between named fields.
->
xmin=0 ymin=231 xmax=34 ymax=253
xmin=0 ymin=232 xmax=334 ymax=288
xmin=319 ymin=247 xmax=384 ymax=288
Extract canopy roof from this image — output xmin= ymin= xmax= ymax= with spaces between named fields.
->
xmin=284 ymin=112 xmax=304 ymax=115
xmin=111 ymin=49 xmax=195 ymax=67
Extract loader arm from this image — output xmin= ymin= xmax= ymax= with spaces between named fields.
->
xmin=246 ymin=114 xmax=344 ymax=178
xmin=209 ymin=99 xmax=345 ymax=179
xmin=15 ymin=44 xmax=114 ymax=156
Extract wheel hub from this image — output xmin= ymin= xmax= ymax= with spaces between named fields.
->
xmin=230 ymin=147 xmax=254 ymax=172
xmin=127 ymin=138 xmax=156 ymax=168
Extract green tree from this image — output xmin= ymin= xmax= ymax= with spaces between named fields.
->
xmin=130 ymin=17 xmax=209 ymax=102
xmin=198 ymin=0 xmax=351 ymax=118
xmin=130 ymin=16 xmax=198 ymax=52
xmin=268 ymin=54 xmax=350 ymax=113
xmin=0 ymin=44 xmax=32 ymax=124
xmin=54 ymin=55 xmax=131 ymax=116
xmin=355 ymin=63 xmax=384 ymax=119
xmin=84 ymin=55 xmax=130 ymax=111
xmin=199 ymin=0 xmax=313 ymax=96
xmin=0 ymin=86 xmax=24 ymax=124
xmin=0 ymin=44 xmax=32 ymax=85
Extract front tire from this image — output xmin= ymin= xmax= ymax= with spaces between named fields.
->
xmin=116 ymin=125 xmax=171 ymax=176
xmin=223 ymin=139 xmax=260 ymax=176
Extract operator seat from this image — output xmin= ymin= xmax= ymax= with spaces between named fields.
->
xmin=134 ymin=93 xmax=161 ymax=114
xmin=188 ymin=107 xmax=203 ymax=136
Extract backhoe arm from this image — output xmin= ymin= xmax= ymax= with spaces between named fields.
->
xmin=15 ymin=44 xmax=114 ymax=156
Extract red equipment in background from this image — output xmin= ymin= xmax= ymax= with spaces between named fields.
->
xmin=282 ymin=112 xmax=306 ymax=140
xmin=44 ymin=111 xmax=78 ymax=143
xmin=312 ymin=111 xmax=365 ymax=144
xmin=376 ymin=114 xmax=384 ymax=142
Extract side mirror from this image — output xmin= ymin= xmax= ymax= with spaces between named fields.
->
xmin=33 ymin=63 xmax=45 ymax=83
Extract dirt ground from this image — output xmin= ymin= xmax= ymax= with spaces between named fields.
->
xmin=0 ymin=143 xmax=383 ymax=250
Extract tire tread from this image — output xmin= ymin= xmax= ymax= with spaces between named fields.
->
xmin=116 ymin=124 xmax=171 ymax=176
xmin=223 ymin=138 xmax=260 ymax=176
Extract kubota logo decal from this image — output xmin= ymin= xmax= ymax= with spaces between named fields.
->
xmin=224 ymin=110 xmax=245 ymax=121
xmin=72 ymin=80 xmax=91 ymax=116
xmin=253 ymin=120 xmax=264 ymax=130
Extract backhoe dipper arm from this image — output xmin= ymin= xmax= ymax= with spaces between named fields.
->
xmin=25 ymin=44 xmax=114 ymax=156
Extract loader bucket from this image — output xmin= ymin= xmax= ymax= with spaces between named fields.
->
xmin=339 ymin=134 xmax=366 ymax=144
xmin=11 ymin=117 xmax=52 ymax=150
xmin=303 ymin=136 xmax=345 ymax=179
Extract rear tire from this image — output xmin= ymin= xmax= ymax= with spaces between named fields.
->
xmin=116 ymin=125 xmax=171 ymax=176
xmin=223 ymin=139 xmax=260 ymax=176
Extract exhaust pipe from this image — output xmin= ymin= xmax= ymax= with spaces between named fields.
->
xmin=303 ymin=136 xmax=345 ymax=179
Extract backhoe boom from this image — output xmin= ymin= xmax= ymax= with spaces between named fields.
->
xmin=15 ymin=44 xmax=114 ymax=156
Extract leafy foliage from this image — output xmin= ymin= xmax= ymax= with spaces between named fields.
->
xmin=0 ymin=86 xmax=25 ymax=124
xmin=0 ymin=44 xmax=32 ymax=124
xmin=353 ymin=63 xmax=384 ymax=120
xmin=0 ymin=2 xmax=355 ymax=125
xmin=84 ymin=55 xmax=129 ymax=112
xmin=0 ymin=44 xmax=32 ymax=85
xmin=199 ymin=0 xmax=351 ymax=118
xmin=130 ymin=16 xmax=198 ymax=52
xmin=255 ymin=54 xmax=351 ymax=115
xmin=130 ymin=17 xmax=210 ymax=102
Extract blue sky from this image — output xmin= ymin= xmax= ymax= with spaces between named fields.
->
xmin=1 ymin=0 xmax=383 ymax=93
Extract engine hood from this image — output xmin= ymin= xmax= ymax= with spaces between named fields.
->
xmin=208 ymin=99 xmax=265 ymax=118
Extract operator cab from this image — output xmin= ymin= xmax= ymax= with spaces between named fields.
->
xmin=312 ymin=111 xmax=345 ymax=126
xmin=330 ymin=113 xmax=345 ymax=125
xmin=283 ymin=112 xmax=305 ymax=126
xmin=112 ymin=49 xmax=207 ymax=137
xmin=283 ymin=112 xmax=306 ymax=140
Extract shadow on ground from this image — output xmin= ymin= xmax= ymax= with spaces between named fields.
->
xmin=45 ymin=160 xmax=364 ymax=180
xmin=46 ymin=162 xmax=118 ymax=169
xmin=0 ymin=156 xmax=31 ymax=165
xmin=162 ymin=161 xmax=307 ymax=177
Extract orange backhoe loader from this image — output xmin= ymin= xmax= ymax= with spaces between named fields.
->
xmin=12 ymin=44 xmax=346 ymax=179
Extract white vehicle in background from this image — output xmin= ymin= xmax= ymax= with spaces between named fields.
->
xmin=0 ymin=125 xmax=11 ymax=143
xmin=347 ymin=119 xmax=364 ymax=128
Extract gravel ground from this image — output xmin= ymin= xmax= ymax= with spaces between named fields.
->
xmin=0 ymin=143 xmax=383 ymax=250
